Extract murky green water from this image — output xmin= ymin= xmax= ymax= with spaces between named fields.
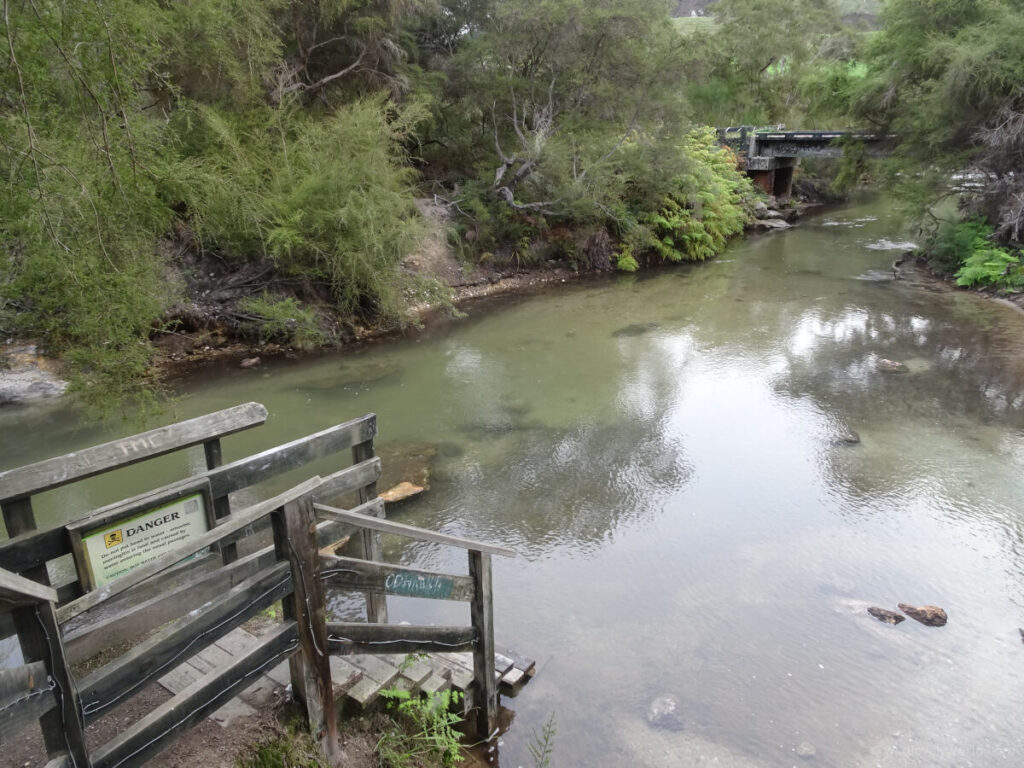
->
xmin=4 ymin=196 xmax=1024 ymax=766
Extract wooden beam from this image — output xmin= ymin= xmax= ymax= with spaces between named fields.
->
xmin=76 ymin=561 xmax=292 ymax=723
xmin=0 ymin=403 xmax=268 ymax=503
xmin=0 ymin=660 xmax=56 ymax=743
xmin=56 ymin=476 xmax=322 ymax=624
xmin=11 ymin=602 xmax=90 ymax=766
xmin=208 ymin=414 xmax=376 ymax=499
xmin=90 ymin=621 xmax=298 ymax=768
xmin=274 ymin=494 xmax=338 ymax=762
xmin=314 ymin=503 xmax=517 ymax=558
xmin=351 ymin=438 xmax=387 ymax=624
xmin=320 ymin=555 xmax=475 ymax=602
xmin=469 ymin=550 xmax=498 ymax=740
xmin=326 ymin=622 xmax=477 ymax=655
xmin=0 ymin=567 xmax=58 ymax=605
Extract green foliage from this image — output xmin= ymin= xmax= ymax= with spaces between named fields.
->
xmin=236 ymin=295 xmax=326 ymax=348
xmin=528 ymin=713 xmax=557 ymax=768
xmin=626 ymin=132 xmax=751 ymax=264
xmin=377 ymin=688 xmax=464 ymax=768
xmin=680 ymin=0 xmax=855 ymax=125
xmin=926 ymin=218 xmax=1024 ymax=289
xmin=236 ymin=714 xmax=324 ymax=768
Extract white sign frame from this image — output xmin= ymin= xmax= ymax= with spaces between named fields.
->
xmin=67 ymin=479 xmax=216 ymax=592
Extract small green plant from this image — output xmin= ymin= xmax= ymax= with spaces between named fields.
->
xmin=236 ymin=294 xmax=325 ymax=349
xmin=236 ymin=714 xmax=323 ymax=768
xmin=376 ymin=688 xmax=464 ymax=768
xmin=928 ymin=217 xmax=1024 ymax=289
xmin=528 ymin=713 xmax=557 ymax=768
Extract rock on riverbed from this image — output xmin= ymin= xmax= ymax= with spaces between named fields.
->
xmin=646 ymin=694 xmax=683 ymax=731
xmin=898 ymin=603 xmax=948 ymax=627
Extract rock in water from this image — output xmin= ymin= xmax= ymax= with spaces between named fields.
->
xmin=1019 ymin=628 xmax=1024 ymax=645
xmin=796 ymin=741 xmax=817 ymax=759
xmin=835 ymin=427 xmax=860 ymax=445
xmin=876 ymin=358 xmax=908 ymax=373
xmin=646 ymin=694 xmax=683 ymax=731
xmin=898 ymin=603 xmax=947 ymax=627
xmin=612 ymin=322 xmax=660 ymax=338
xmin=867 ymin=606 xmax=905 ymax=625
xmin=240 ymin=356 xmax=261 ymax=368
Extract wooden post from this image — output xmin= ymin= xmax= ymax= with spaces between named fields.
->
xmin=351 ymin=438 xmax=387 ymax=624
xmin=272 ymin=495 xmax=338 ymax=763
xmin=203 ymin=438 xmax=237 ymax=564
xmin=2 ymin=498 xmax=51 ymax=589
xmin=12 ymin=601 xmax=90 ymax=767
xmin=468 ymin=550 xmax=497 ymax=740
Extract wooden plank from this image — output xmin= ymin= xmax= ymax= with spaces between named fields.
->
xmin=91 ymin=621 xmax=298 ymax=768
xmin=314 ymin=504 xmax=517 ymax=558
xmin=313 ymin=459 xmax=382 ymax=506
xmin=493 ymin=651 xmax=515 ymax=678
xmin=0 ymin=403 xmax=268 ymax=503
xmin=469 ymin=550 xmax=498 ymax=739
xmin=497 ymin=647 xmax=537 ymax=677
xmin=275 ymin=494 xmax=338 ymax=762
xmin=0 ymin=526 xmax=66 ymax=578
xmin=56 ymin=476 xmax=322 ymax=624
xmin=326 ymin=623 xmax=477 ymax=656
xmin=215 ymin=628 xmax=259 ymax=658
xmin=204 ymin=438 xmax=237 ymax=564
xmin=208 ymin=414 xmax=376 ymax=499
xmin=0 ymin=566 xmax=58 ymax=605
xmin=320 ymin=555 xmax=475 ymax=602
xmin=344 ymin=653 xmax=401 ymax=686
xmin=76 ymin=561 xmax=292 ymax=722
xmin=0 ymin=661 xmax=56 ymax=743
xmin=157 ymin=662 xmax=204 ymax=695
xmin=351 ymin=438 xmax=387 ymax=624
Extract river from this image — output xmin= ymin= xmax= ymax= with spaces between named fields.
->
xmin=3 ymin=195 xmax=1024 ymax=767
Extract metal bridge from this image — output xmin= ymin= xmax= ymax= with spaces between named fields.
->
xmin=717 ymin=126 xmax=897 ymax=198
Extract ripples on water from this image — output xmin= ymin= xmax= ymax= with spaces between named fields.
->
xmin=4 ymin=199 xmax=1024 ymax=766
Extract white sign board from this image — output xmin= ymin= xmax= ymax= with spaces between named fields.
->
xmin=70 ymin=481 xmax=214 ymax=590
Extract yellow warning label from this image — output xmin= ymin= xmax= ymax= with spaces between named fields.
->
xmin=104 ymin=530 xmax=123 ymax=549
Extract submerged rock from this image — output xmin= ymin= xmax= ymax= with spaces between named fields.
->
xmin=753 ymin=218 xmax=792 ymax=231
xmin=376 ymin=442 xmax=438 ymax=493
xmin=612 ymin=322 xmax=660 ymax=338
xmin=876 ymin=358 xmax=908 ymax=374
xmin=646 ymin=694 xmax=683 ymax=731
xmin=796 ymin=741 xmax=817 ymax=759
xmin=867 ymin=606 xmax=905 ymax=625
xmin=379 ymin=481 xmax=426 ymax=504
xmin=898 ymin=603 xmax=947 ymax=627
xmin=239 ymin=356 xmax=261 ymax=368
xmin=305 ymin=359 xmax=401 ymax=389
xmin=834 ymin=427 xmax=861 ymax=445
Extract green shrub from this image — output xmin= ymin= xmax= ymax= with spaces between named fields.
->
xmin=236 ymin=295 xmax=326 ymax=348
xmin=376 ymin=688 xmax=464 ymax=768
xmin=927 ymin=217 xmax=1024 ymax=289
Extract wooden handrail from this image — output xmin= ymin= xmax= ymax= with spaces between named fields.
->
xmin=0 ymin=402 xmax=268 ymax=503
xmin=0 ymin=566 xmax=58 ymax=607
xmin=314 ymin=502 xmax=517 ymax=557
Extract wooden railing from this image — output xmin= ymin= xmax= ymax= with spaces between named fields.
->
xmin=0 ymin=404 xmax=514 ymax=765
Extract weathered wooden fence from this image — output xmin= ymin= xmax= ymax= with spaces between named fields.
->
xmin=0 ymin=404 xmax=512 ymax=767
